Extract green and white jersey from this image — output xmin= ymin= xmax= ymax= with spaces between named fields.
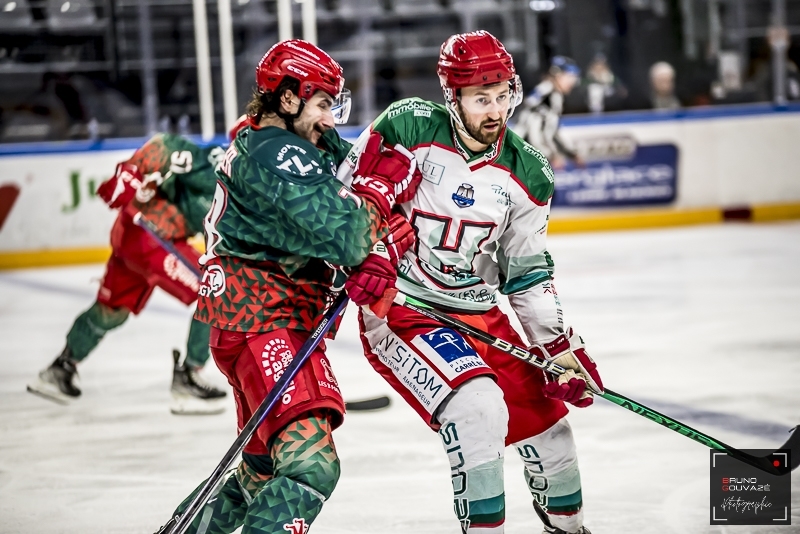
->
xmin=339 ymin=98 xmax=564 ymax=343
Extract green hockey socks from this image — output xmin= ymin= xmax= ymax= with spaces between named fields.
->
xmin=65 ymin=301 xmax=129 ymax=362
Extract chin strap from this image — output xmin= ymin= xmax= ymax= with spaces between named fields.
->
xmin=276 ymin=99 xmax=305 ymax=133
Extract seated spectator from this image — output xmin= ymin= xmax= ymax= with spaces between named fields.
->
xmin=585 ymin=53 xmax=628 ymax=113
xmin=649 ymin=61 xmax=681 ymax=110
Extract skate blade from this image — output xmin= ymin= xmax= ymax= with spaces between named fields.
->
xmin=26 ymin=381 xmax=72 ymax=405
xmin=170 ymin=393 xmax=226 ymax=416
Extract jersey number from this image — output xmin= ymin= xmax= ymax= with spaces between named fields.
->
xmin=200 ymin=182 xmax=228 ymax=265
xmin=170 ymin=151 xmax=193 ymax=174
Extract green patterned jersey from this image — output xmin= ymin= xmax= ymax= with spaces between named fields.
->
xmin=196 ymin=125 xmax=386 ymax=334
xmin=127 ymin=133 xmax=223 ymax=236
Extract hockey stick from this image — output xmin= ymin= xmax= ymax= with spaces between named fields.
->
xmin=133 ymin=212 xmax=202 ymax=278
xmin=345 ymin=395 xmax=391 ymax=411
xmin=156 ymin=292 xmax=350 ymax=534
xmin=136 ymin=214 xmax=392 ymax=415
xmin=393 ymin=292 xmax=800 ymax=477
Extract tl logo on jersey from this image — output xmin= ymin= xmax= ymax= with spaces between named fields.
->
xmin=452 ymin=183 xmax=475 ymax=208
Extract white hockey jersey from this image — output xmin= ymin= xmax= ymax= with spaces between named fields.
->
xmin=339 ymin=98 xmax=565 ymax=343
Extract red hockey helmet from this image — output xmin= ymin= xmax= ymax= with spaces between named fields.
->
xmin=437 ymin=31 xmax=523 ymax=129
xmin=256 ymin=39 xmax=351 ymax=123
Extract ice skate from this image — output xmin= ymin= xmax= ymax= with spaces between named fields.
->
xmin=170 ymin=349 xmax=226 ymax=415
xmin=534 ymin=501 xmax=591 ymax=534
xmin=26 ymin=348 xmax=81 ymax=405
xmin=542 ymin=526 xmax=592 ymax=534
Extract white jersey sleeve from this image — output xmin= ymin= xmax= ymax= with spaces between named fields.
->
xmin=497 ymin=193 xmax=564 ymax=345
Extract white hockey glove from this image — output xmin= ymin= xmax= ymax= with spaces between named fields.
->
xmin=540 ymin=328 xmax=603 ymax=407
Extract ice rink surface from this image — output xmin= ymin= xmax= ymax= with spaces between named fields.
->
xmin=1 ymin=221 xmax=799 ymax=534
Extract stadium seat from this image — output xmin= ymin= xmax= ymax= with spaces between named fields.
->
xmin=0 ymin=0 xmax=33 ymax=28
xmin=46 ymin=0 xmax=97 ymax=29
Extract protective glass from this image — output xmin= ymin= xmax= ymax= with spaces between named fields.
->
xmin=332 ymin=88 xmax=352 ymax=124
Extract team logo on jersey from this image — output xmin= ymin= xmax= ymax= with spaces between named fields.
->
xmin=199 ymin=264 xmax=226 ymax=297
xmin=282 ymin=517 xmax=309 ymax=534
xmin=452 ymin=183 xmax=475 ymax=208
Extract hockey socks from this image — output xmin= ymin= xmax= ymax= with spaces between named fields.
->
xmin=184 ymin=317 xmax=212 ymax=369
xmin=514 ymin=419 xmax=585 ymax=533
xmin=171 ymin=413 xmax=340 ymax=534
xmin=65 ymin=301 xmax=129 ymax=362
xmin=437 ymin=378 xmax=509 ymax=533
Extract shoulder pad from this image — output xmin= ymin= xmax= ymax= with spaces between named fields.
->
xmin=250 ymin=131 xmax=329 ymax=184
xmin=502 ymin=130 xmax=555 ymax=203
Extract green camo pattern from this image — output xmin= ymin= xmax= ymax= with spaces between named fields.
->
xmin=129 ymin=133 xmax=222 ymax=235
xmin=173 ymin=414 xmax=340 ymax=534
xmin=212 ymin=126 xmax=383 ymax=267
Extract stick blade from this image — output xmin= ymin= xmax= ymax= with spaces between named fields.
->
xmin=345 ymin=395 xmax=391 ymax=412
xmin=737 ymin=425 xmax=800 ymax=476
xmin=776 ymin=425 xmax=800 ymax=475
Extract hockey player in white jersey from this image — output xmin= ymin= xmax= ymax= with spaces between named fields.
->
xmin=512 ymin=56 xmax=583 ymax=170
xmin=339 ymin=31 xmax=602 ymax=534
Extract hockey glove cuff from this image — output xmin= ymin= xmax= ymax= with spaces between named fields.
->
xmin=97 ymin=162 xmax=144 ymax=209
xmin=345 ymin=253 xmax=397 ymax=307
xmin=372 ymin=213 xmax=416 ymax=265
xmin=540 ymin=327 xmax=603 ymax=407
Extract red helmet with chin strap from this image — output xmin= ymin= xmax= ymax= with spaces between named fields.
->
xmin=256 ymin=39 xmax=351 ymax=123
xmin=437 ymin=31 xmax=523 ymax=132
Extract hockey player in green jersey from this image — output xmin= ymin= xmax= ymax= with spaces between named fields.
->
xmin=28 ymin=133 xmax=228 ymax=414
xmin=341 ymin=31 xmax=602 ymax=534
xmin=155 ymin=40 xmax=419 ymax=534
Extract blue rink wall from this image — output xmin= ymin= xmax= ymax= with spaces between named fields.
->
xmin=1 ymin=103 xmax=800 ymax=269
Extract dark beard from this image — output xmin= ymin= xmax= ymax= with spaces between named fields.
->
xmin=457 ymin=104 xmax=502 ymax=145
xmin=465 ymin=120 xmax=502 ymax=145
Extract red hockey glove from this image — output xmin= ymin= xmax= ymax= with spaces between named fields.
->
xmin=97 ymin=162 xmax=144 ymax=209
xmin=395 ymin=166 xmax=423 ymax=206
xmin=345 ymin=213 xmax=416 ymax=308
xmin=351 ymin=131 xmax=417 ymax=218
xmin=540 ymin=328 xmax=603 ymax=407
xmin=379 ymin=213 xmax=416 ymax=263
xmin=345 ymin=254 xmax=396 ymax=307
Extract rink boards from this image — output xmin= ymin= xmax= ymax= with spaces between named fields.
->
xmin=1 ymin=103 xmax=800 ymax=268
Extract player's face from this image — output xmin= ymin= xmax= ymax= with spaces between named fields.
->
xmin=456 ymin=83 xmax=511 ymax=146
xmin=294 ymin=91 xmax=336 ymax=145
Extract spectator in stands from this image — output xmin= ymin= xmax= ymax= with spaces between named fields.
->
xmin=649 ymin=61 xmax=681 ymax=110
xmin=585 ymin=53 xmax=628 ymax=113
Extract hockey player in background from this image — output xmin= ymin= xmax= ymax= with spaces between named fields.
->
xmin=155 ymin=40 xmax=418 ymax=533
xmin=512 ymin=55 xmax=584 ymax=170
xmin=27 ymin=133 xmax=228 ymax=414
xmin=341 ymin=32 xmax=601 ymax=534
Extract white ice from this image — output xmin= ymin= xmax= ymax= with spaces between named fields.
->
xmin=1 ymin=222 xmax=799 ymax=534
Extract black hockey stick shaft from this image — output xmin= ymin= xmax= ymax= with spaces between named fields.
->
xmin=133 ymin=213 xmax=202 ymax=278
xmin=162 ymin=293 xmax=350 ymax=534
xmin=395 ymin=293 xmax=799 ymax=476
xmin=345 ymin=395 xmax=391 ymax=411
